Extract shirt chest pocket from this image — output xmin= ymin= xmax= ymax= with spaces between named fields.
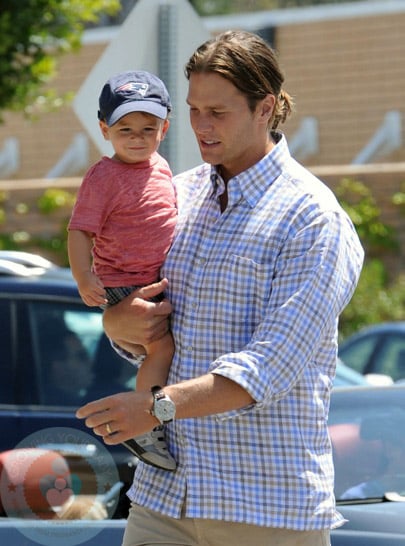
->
xmin=198 ymin=254 xmax=275 ymax=333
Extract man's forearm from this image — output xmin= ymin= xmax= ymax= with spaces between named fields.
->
xmin=76 ymin=373 xmax=255 ymax=445
xmin=165 ymin=373 xmax=255 ymax=419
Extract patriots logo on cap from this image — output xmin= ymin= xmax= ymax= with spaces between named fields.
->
xmin=115 ymin=82 xmax=149 ymax=96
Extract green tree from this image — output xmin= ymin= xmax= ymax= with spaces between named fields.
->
xmin=0 ymin=0 xmax=120 ymax=121
xmin=337 ymin=178 xmax=405 ymax=339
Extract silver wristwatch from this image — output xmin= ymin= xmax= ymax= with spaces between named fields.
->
xmin=150 ymin=385 xmax=176 ymax=425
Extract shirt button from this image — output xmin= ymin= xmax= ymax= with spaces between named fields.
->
xmin=187 ymin=346 xmax=193 ymax=352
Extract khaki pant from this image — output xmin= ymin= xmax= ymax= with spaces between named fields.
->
xmin=122 ymin=503 xmax=331 ymax=546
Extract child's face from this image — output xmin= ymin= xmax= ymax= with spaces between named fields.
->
xmin=99 ymin=111 xmax=169 ymax=164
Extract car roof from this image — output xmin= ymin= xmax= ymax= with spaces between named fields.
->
xmin=330 ymin=383 xmax=405 ymax=409
xmin=0 ymin=251 xmax=73 ymax=280
xmin=341 ymin=322 xmax=405 ymax=341
xmin=0 ymin=274 xmax=80 ymax=299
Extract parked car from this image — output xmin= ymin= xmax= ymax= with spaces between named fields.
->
xmin=2 ymin=384 xmax=405 ymax=545
xmin=339 ymin=322 xmax=405 ymax=382
xmin=0 ymin=250 xmax=72 ymax=279
xmin=334 ymin=358 xmax=370 ymax=388
xmin=0 ymin=255 xmax=138 ymax=519
xmin=3 ymin=253 xmax=404 ymax=545
xmin=0 ymin=518 xmax=127 ymax=545
xmin=329 ymin=384 xmax=405 ymax=544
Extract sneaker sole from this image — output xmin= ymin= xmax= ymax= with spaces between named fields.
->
xmin=122 ymin=439 xmax=177 ymax=472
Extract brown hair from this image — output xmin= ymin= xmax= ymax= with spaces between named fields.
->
xmin=184 ymin=30 xmax=293 ymax=130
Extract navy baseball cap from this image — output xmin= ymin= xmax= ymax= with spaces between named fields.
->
xmin=98 ymin=70 xmax=171 ymax=126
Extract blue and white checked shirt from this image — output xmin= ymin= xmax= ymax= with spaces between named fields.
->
xmin=126 ymin=134 xmax=364 ymax=530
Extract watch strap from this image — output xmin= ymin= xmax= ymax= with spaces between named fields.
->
xmin=151 ymin=385 xmax=164 ymax=400
xmin=150 ymin=385 xmax=175 ymax=424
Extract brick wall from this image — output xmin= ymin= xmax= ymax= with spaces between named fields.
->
xmin=278 ymin=12 xmax=405 ymax=165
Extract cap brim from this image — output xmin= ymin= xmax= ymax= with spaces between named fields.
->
xmin=106 ymin=101 xmax=168 ymax=126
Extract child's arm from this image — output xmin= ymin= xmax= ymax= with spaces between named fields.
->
xmin=68 ymin=229 xmax=107 ymax=307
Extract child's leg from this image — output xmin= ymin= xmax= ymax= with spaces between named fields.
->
xmin=121 ymin=331 xmax=176 ymax=471
xmin=135 ymin=332 xmax=174 ymax=392
xmin=104 ymin=285 xmax=176 ymax=470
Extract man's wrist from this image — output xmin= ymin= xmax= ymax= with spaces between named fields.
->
xmin=150 ymin=386 xmax=176 ymax=424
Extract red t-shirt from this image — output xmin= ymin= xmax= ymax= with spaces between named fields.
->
xmin=68 ymin=153 xmax=177 ymax=286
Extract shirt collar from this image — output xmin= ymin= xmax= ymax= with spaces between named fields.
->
xmin=209 ymin=132 xmax=291 ymax=208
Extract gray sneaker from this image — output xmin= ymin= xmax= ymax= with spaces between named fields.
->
xmin=122 ymin=427 xmax=176 ymax=471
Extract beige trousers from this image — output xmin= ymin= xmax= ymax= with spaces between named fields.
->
xmin=121 ymin=503 xmax=331 ymax=546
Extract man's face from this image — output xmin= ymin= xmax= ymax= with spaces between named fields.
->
xmin=186 ymin=71 xmax=273 ymax=181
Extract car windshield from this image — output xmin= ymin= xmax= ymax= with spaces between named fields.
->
xmin=328 ymin=393 xmax=405 ymax=502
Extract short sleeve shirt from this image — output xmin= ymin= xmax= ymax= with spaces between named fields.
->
xmin=68 ymin=152 xmax=177 ymax=286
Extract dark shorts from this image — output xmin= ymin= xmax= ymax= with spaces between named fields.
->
xmin=104 ymin=285 xmax=163 ymax=307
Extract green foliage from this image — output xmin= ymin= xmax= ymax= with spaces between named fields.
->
xmin=337 ymin=178 xmax=405 ymax=339
xmin=0 ymin=227 xmax=70 ymax=266
xmin=35 ymin=218 xmax=71 ymax=266
xmin=339 ymin=260 xmax=405 ymax=339
xmin=0 ymin=187 xmax=76 ymax=265
xmin=0 ymin=0 xmax=120 ymax=120
xmin=392 ymin=181 xmax=405 ymax=212
xmin=335 ymin=177 xmax=397 ymax=255
xmin=38 ymin=188 xmax=76 ymax=214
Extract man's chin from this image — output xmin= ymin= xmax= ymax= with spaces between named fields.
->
xmin=199 ymin=148 xmax=220 ymax=165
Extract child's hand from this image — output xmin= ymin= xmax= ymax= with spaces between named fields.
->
xmin=77 ymin=272 xmax=107 ymax=307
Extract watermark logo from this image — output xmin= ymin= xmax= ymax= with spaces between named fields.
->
xmin=0 ymin=427 xmax=121 ymax=545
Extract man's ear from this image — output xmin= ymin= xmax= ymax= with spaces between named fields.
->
xmin=259 ymin=94 xmax=276 ymax=123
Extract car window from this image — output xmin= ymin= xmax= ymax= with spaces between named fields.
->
xmin=372 ymin=335 xmax=405 ymax=381
xmin=338 ymin=336 xmax=378 ymax=374
xmin=27 ymin=301 xmax=135 ymax=407
xmin=0 ymin=299 xmax=13 ymax=403
xmin=329 ymin=403 xmax=405 ymax=500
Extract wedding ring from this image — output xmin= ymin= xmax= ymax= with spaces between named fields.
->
xmin=106 ymin=422 xmax=112 ymax=435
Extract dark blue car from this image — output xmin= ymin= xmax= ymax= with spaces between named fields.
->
xmin=0 ymin=262 xmax=137 ymax=519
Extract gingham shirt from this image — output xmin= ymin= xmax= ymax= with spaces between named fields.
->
xmin=126 ymin=133 xmax=364 ymax=530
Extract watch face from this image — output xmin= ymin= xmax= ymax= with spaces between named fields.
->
xmin=155 ymin=398 xmax=175 ymax=423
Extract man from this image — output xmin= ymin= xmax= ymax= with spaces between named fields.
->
xmin=77 ymin=30 xmax=364 ymax=545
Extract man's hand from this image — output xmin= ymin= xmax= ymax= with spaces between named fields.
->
xmin=103 ymin=278 xmax=172 ymax=352
xmin=76 ymin=391 xmax=158 ymax=444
